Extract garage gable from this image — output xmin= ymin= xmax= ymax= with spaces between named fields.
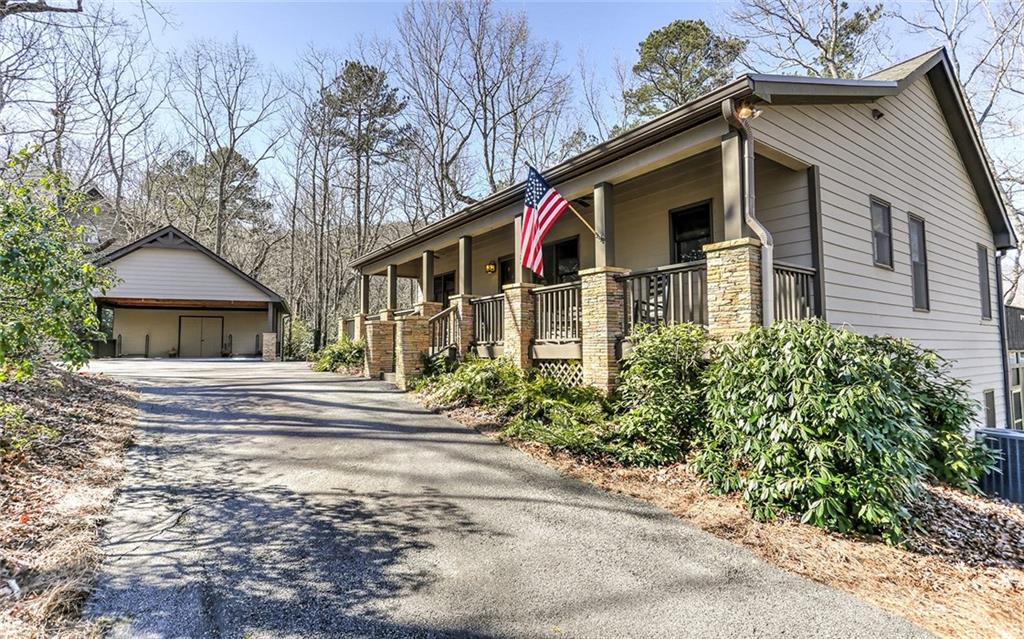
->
xmin=98 ymin=226 xmax=281 ymax=304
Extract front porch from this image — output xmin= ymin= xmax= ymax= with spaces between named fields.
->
xmin=351 ymin=134 xmax=824 ymax=391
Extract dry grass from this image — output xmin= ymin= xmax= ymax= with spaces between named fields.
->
xmin=434 ymin=402 xmax=1024 ymax=639
xmin=1 ymin=365 xmax=137 ymax=638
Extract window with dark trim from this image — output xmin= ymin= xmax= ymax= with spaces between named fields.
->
xmin=432 ymin=271 xmax=456 ymax=307
xmin=908 ymin=214 xmax=929 ymax=310
xmin=498 ymin=256 xmax=515 ymax=288
xmin=983 ymin=389 xmax=996 ymax=428
xmin=536 ymin=237 xmax=579 ymax=285
xmin=978 ymin=245 xmax=992 ymax=320
xmin=870 ymin=198 xmax=893 ymax=267
xmin=670 ymin=201 xmax=712 ymax=263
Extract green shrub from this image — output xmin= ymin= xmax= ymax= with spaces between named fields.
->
xmin=311 ymin=334 xmax=364 ymax=372
xmin=871 ymin=335 xmax=997 ymax=490
xmin=695 ymin=320 xmax=934 ymax=543
xmin=607 ymin=323 xmax=711 ymax=466
xmin=0 ymin=401 xmax=56 ymax=457
xmin=283 ymin=318 xmax=314 ymax=361
xmin=422 ymin=356 xmax=527 ymax=412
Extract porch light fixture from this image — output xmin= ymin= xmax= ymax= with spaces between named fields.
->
xmin=484 ymin=260 xmax=497 ymax=274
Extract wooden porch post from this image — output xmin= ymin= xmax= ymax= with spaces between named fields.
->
xmin=457 ymin=236 xmax=472 ymax=296
xmin=593 ymin=182 xmax=614 ymax=268
xmin=386 ymin=264 xmax=398 ymax=311
xmin=421 ymin=250 xmax=435 ymax=303
xmin=359 ymin=273 xmax=370 ymax=315
xmin=513 ymin=215 xmax=529 ymax=284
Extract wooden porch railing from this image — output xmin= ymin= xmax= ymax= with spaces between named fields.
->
xmin=471 ymin=294 xmax=504 ymax=345
xmin=395 ymin=307 xmax=417 ymax=318
xmin=532 ymin=281 xmax=581 ymax=343
xmin=618 ymin=260 xmax=707 ymax=334
xmin=774 ymin=262 xmax=817 ymax=321
xmin=428 ymin=305 xmax=459 ymax=356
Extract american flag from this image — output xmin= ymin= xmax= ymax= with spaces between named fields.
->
xmin=521 ymin=166 xmax=569 ymax=276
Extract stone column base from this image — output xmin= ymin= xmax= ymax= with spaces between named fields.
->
xmin=363 ymin=319 xmax=395 ymax=379
xmin=261 ymin=332 xmax=278 ymax=362
xmin=580 ymin=266 xmax=629 ymax=392
xmin=704 ymin=237 xmax=762 ymax=340
xmin=415 ymin=301 xmax=444 ymax=318
xmin=503 ymin=283 xmax=537 ymax=369
xmin=353 ymin=315 xmax=367 ymax=341
xmin=448 ymin=294 xmax=475 ymax=358
xmin=395 ymin=315 xmax=429 ymax=390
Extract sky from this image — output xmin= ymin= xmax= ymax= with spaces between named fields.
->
xmin=146 ymin=1 xmax=725 ymax=78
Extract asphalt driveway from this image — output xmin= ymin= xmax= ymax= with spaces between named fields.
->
xmin=84 ymin=359 xmax=930 ymax=639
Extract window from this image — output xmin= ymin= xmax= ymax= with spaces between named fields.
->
xmin=537 ymin=237 xmax=579 ymax=285
xmin=670 ymin=201 xmax=712 ymax=263
xmin=983 ymin=389 xmax=996 ymax=428
xmin=870 ymin=198 xmax=893 ymax=267
xmin=498 ymin=256 xmax=515 ymax=288
xmin=978 ymin=245 xmax=992 ymax=320
xmin=432 ymin=272 xmax=456 ymax=307
xmin=908 ymin=215 xmax=929 ymax=310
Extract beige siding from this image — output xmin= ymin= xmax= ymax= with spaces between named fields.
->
xmin=106 ymin=247 xmax=272 ymax=302
xmin=613 ymin=150 xmax=724 ymax=271
xmin=112 ymin=308 xmax=267 ymax=357
xmin=753 ymin=76 xmax=1004 ymax=427
xmin=756 ymin=157 xmax=813 ymax=268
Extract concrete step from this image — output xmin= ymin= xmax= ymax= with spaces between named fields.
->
xmin=381 ymin=372 xmax=397 ymax=384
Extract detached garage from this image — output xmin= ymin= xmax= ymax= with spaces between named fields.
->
xmin=94 ymin=226 xmax=289 ymax=359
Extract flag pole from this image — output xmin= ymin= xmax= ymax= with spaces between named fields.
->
xmin=566 ymin=202 xmax=604 ymax=243
xmin=528 ymin=163 xmax=604 ymax=243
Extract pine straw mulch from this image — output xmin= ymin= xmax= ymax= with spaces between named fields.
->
xmin=1 ymin=365 xmax=138 ymax=638
xmin=427 ymin=398 xmax=1024 ymax=639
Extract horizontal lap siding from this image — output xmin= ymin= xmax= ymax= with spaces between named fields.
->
xmin=107 ymin=248 xmax=272 ymax=302
xmin=756 ymin=157 xmax=813 ymax=267
xmin=754 ymin=77 xmax=1004 ymax=428
xmin=614 ymin=150 xmax=724 ymax=271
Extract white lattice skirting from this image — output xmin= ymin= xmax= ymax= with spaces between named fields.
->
xmin=535 ymin=359 xmax=584 ymax=386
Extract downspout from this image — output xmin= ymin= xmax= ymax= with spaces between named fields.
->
xmin=722 ymin=99 xmax=775 ymax=326
xmin=996 ymin=250 xmax=1011 ymax=426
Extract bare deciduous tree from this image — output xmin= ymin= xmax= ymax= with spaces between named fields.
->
xmin=167 ymin=36 xmax=284 ymax=253
xmin=729 ymin=0 xmax=886 ymax=78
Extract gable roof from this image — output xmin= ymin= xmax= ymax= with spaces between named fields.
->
xmin=98 ymin=225 xmax=290 ymax=312
xmin=352 ymin=48 xmax=1014 ymax=269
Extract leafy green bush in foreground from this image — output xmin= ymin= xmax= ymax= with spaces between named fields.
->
xmin=694 ymin=320 xmax=994 ymax=543
xmin=606 ymin=323 xmax=710 ymax=466
xmin=311 ymin=335 xmax=365 ymax=372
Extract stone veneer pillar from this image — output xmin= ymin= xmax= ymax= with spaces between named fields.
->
xmin=363 ymin=311 xmax=395 ymax=379
xmin=502 ymin=283 xmax=537 ymax=369
xmin=580 ymin=266 xmax=629 ymax=392
xmin=352 ymin=314 xmax=367 ymax=341
xmin=448 ymin=294 xmax=475 ymax=358
xmin=704 ymin=237 xmax=762 ymax=340
xmin=261 ymin=332 xmax=278 ymax=362
xmin=394 ymin=315 xmax=430 ymax=390
xmin=415 ymin=301 xmax=444 ymax=318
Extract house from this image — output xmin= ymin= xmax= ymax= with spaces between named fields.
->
xmin=348 ymin=49 xmax=1015 ymax=430
xmin=94 ymin=226 xmax=289 ymax=360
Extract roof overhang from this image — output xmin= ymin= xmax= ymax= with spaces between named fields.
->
xmin=351 ymin=78 xmax=752 ymax=270
xmin=353 ymin=48 xmax=1015 ymax=268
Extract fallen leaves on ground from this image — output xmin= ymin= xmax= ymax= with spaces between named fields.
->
xmin=1 ymin=364 xmax=138 ymax=638
xmin=433 ymin=398 xmax=1024 ymax=639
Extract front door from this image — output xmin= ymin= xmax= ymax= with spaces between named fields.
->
xmin=179 ymin=316 xmax=223 ymax=358
xmin=433 ymin=272 xmax=456 ymax=307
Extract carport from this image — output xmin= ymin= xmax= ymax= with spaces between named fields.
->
xmin=94 ymin=226 xmax=289 ymax=359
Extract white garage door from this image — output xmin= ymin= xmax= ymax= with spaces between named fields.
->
xmin=179 ymin=316 xmax=224 ymax=358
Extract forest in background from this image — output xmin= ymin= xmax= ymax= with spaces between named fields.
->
xmin=1 ymin=0 xmax=1022 ymax=350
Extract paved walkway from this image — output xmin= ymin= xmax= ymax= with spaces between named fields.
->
xmin=85 ymin=359 xmax=929 ymax=639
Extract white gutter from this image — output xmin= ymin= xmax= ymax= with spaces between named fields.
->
xmin=722 ymin=99 xmax=775 ymax=326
